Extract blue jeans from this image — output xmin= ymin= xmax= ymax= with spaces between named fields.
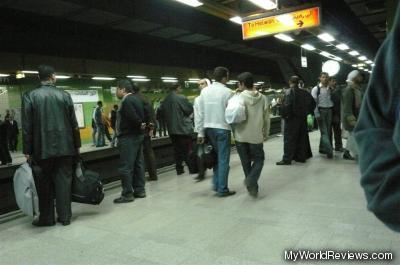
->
xmin=118 ymin=135 xmax=145 ymax=197
xmin=205 ymin=128 xmax=231 ymax=194
xmin=236 ymin=141 xmax=265 ymax=192
xmin=317 ymin=108 xmax=333 ymax=154
xmin=96 ymin=123 xmax=106 ymax=147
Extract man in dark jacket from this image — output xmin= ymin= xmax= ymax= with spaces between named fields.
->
xmin=94 ymin=101 xmax=105 ymax=147
xmin=110 ymin=104 xmax=118 ymax=147
xmin=0 ymin=115 xmax=12 ymax=165
xmin=160 ymin=83 xmax=194 ymax=175
xmin=114 ymin=79 xmax=148 ymax=203
xmin=354 ymin=4 xmax=400 ymax=232
xmin=8 ymin=116 xmax=19 ymax=152
xmin=22 ymin=65 xmax=81 ymax=226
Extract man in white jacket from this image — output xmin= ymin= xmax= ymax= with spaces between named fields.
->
xmin=197 ymin=67 xmax=235 ymax=197
xmin=233 ymin=72 xmax=270 ymax=197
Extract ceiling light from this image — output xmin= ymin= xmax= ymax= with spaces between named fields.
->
xmin=348 ymin=50 xmax=359 ymax=56
xmin=187 ymin=80 xmax=200 ymax=83
xmin=55 ymin=75 xmax=71 ymax=79
xmin=89 ymin=86 xmax=102 ymax=89
xmin=229 ymin=16 xmax=242 ymax=25
xmin=173 ymin=0 xmax=203 ymax=7
xmin=161 ymin=77 xmax=177 ymax=80
xmin=188 ymin=78 xmax=200 ymax=81
xmin=318 ymin=33 xmax=335 ymax=42
xmin=162 ymin=79 xmax=178 ymax=83
xmin=22 ymin=70 xmax=38 ymax=74
xmin=92 ymin=77 xmax=115 ymax=80
xmin=358 ymin=56 xmax=367 ymax=61
xmin=336 ymin=43 xmax=349 ymax=50
xmin=352 ymin=64 xmax=357 ymax=67
xmin=131 ymin=78 xmax=150 ymax=82
xmin=322 ymin=60 xmax=341 ymax=76
xmin=247 ymin=0 xmax=277 ymax=10
xmin=127 ymin=75 xmax=147 ymax=79
xmin=320 ymin=51 xmax=333 ymax=58
xmin=0 ymin=74 xmax=10 ymax=77
xmin=372 ymin=63 xmax=375 ymax=67
xmin=301 ymin=44 xmax=316 ymax=51
xmin=333 ymin=56 xmax=343 ymax=61
xmin=274 ymin=33 xmax=294 ymax=42
xmin=366 ymin=60 xmax=373 ymax=64
xmin=357 ymin=63 xmax=366 ymax=67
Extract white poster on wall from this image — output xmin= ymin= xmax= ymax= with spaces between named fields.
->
xmin=66 ymin=90 xmax=99 ymax=103
xmin=73 ymin=103 xmax=85 ymax=128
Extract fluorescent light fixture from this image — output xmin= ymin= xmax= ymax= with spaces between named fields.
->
xmin=371 ymin=63 xmax=375 ymax=67
xmin=187 ymin=80 xmax=200 ymax=83
xmin=348 ymin=50 xmax=359 ymax=56
xmin=92 ymin=77 xmax=115 ymax=80
xmin=162 ymin=79 xmax=178 ymax=83
xmin=89 ymin=86 xmax=102 ymax=89
xmin=357 ymin=63 xmax=366 ymax=67
xmin=333 ymin=56 xmax=343 ymax=62
xmin=366 ymin=60 xmax=373 ymax=64
xmin=318 ymin=33 xmax=335 ymax=42
xmin=131 ymin=78 xmax=150 ymax=82
xmin=55 ymin=75 xmax=71 ymax=79
xmin=358 ymin=56 xmax=367 ymax=61
xmin=320 ymin=51 xmax=333 ymax=58
xmin=161 ymin=77 xmax=177 ymax=80
xmin=256 ymin=81 xmax=265 ymax=84
xmin=247 ymin=0 xmax=277 ymax=10
xmin=188 ymin=78 xmax=200 ymax=81
xmin=127 ymin=75 xmax=147 ymax=79
xmin=301 ymin=44 xmax=316 ymax=51
xmin=274 ymin=33 xmax=294 ymax=42
xmin=0 ymin=74 xmax=10 ymax=77
xmin=22 ymin=70 xmax=38 ymax=74
xmin=336 ymin=43 xmax=349 ymax=50
xmin=352 ymin=64 xmax=357 ymax=67
xmin=173 ymin=0 xmax=203 ymax=7
xmin=229 ymin=16 xmax=242 ymax=25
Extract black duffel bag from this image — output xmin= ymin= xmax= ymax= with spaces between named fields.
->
xmin=72 ymin=158 xmax=104 ymax=205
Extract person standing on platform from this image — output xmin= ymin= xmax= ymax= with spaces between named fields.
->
xmin=156 ymin=100 xmax=168 ymax=137
xmin=0 ymin=115 xmax=12 ymax=165
xmin=329 ymin=77 xmax=343 ymax=152
xmin=276 ymin=76 xmax=315 ymax=165
xmin=94 ymin=101 xmax=106 ymax=147
xmin=311 ymin=72 xmax=334 ymax=158
xmin=354 ymin=4 xmax=400 ymax=232
xmin=132 ymin=84 xmax=158 ymax=181
xmin=22 ymin=65 xmax=81 ymax=226
xmin=160 ymin=83 xmax=194 ymax=175
xmin=8 ymin=115 xmax=19 ymax=152
xmin=110 ymin=104 xmax=118 ymax=147
xmin=233 ymin=72 xmax=270 ymax=197
xmin=197 ymin=66 xmax=235 ymax=197
xmin=342 ymin=70 xmax=363 ymax=160
xmin=91 ymin=106 xmax=97 ymax=146
xmin=114 ymin=79 xmax=148 ymax=203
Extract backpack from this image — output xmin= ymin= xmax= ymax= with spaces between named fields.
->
xmin=72 ymin=159 xmax=104 ymax=205
xmin=225 ymin=94 xmax=246 ymax=124
xmin=13 ymin=162 xmax=39 ymax=218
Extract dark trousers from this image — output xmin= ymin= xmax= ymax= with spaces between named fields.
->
xmin=236 ymin=141 xmax=264 ymax=192
xmin=35 ymin=156 xmax=73 ymax=223
xmin=118 ymin=135 xmax=145 ymax=197
xmin=330 ymin=115 xmax=343 ymax=150
xmin=0 ymin=140 xmax=12 ymax=164
xmin=8 ymin=136 xmax=18 ymax=152
xmin=143 ymin=135 xmax=157 ymax=180
xmin=282 ymin=117 xmax=311 ymax=162
xmin=317 ymin=108 xmax=333 ymax=154
xmin=158 ymin=119 xmax=168 ymax=136
xmin=170 ymin=134 xmax=192 ymax=174
xmin=105 ymin=125 xmax=112 ymax=142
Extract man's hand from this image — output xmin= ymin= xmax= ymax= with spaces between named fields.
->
xmin=140 ymin=123 xmax=147 ymax=130
xmin=197 ymin=137 xmax=204 ymax=144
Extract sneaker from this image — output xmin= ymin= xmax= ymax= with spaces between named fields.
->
xmin=113 ymin=196 xmax=134 ymax=203
xmin=133 ymin=192 xmax=146 ymax=198
xmin=276 ymin=160 xmax=291 ymax=165
xmin=249 ymin=189 xmax=258 ymax=198
xmin=57 ymin=218 xmax=71 ymax=226
xmin=343 ymin=151 xmax=355 ymax=160
xmin=216 ymin=190 xmax=236 ymax=197
xmin=32 ymin=220 xmax=55 ymax=227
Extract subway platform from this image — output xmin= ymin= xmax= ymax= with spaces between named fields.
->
xmin=0 ymin=132 xmax=398 ymax=265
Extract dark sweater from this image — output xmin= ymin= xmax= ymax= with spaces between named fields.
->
xmin=354 ymin=5 xmax=400 ymax=232
xmin=117 ymin=94 xmax=145 ymax=137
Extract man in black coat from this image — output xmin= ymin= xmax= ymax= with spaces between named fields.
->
xmin=0 ymin=115 xmax=12 ymax=165
xmin=22 ymin=65 xmax=81 ymax=226
xmin=8 ymin=116 xmax=19 ymax=152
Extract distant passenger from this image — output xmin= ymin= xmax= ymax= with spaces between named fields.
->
xmin=8 ymin=115 xmax=19 ymax=152
xmin=0 ymin=115 xmax=12 ymax=165
xmin=328 ymin=77 xmax=343 ymax=152
xmin=311 ymin=72 xmax=334 ymax=158
xmin=276 ymin=76 xmax=315 ymax=165
xmin=94 ymin=101 xmax=106 ymax=147
xmin=22 ymin=65 xmax=81 ymax=226
xmin=113 ymin=79 xmax=148 ymax=203
xmin=156 ymin=100 xmax=168 ymax=137
xmin=110 ymin=104 xmax=118 ymax=147
xmin=160 ymin=83 xmax=194 ymax=175
xmin=197 ymin=66 xmax=235 ymax=197
xmin=342 ymin=70 xmax=363 ymax=160
xmin=193 ymin=78 xmax=211 ymax=182
xmin=91 ymin=106 xmax=97 ymax=146
xmin=354 ymin=4 xmax=400 ymax=232
xmin=233 ymin=72 xmax=270 ymax=197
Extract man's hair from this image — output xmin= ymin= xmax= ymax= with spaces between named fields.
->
xmin=38 ymin=65 xmax=55 ymax=81
xmin=213 ymin=66 xmax=229 ymax=82
xmin=117 ymin=79 xmax=136 ymax=93
xmin=320 ymin=72 xmax=329 ymax=77
xmin=113 ymin=104 xmax=118 ymax=109
xmin=289 ymin=76 xmax=301 ymax=87
xmin=237 ymin=72 xmax=254 ymax=88
xmin=97 ymin=101 xmax=103 ymax=106
xmin=169 ymin=83 xmax=181 ymax=91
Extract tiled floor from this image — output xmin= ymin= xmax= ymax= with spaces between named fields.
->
xmin=0 ymin=132 xmax=398 ymax=265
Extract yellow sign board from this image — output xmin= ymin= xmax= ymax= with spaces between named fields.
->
xmin=242 ymin=7 xmax=320 ymax=40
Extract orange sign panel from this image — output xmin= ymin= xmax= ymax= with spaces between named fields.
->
xmin=242 ymin=7 xmax=320 ymax=40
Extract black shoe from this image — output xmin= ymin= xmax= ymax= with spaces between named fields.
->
xmin=194 ymin=175 xmax=205 ymax=182
xmin=327 ymin=153 xmax=333 ymax=159
xmin=335 ymin=147 xmax=344 ymax=152
xmin=216 ymin=190 xmax=236 ymax=197
xmin=177 ymin=170 xmax=185 ymax=175
xmin=294 ymin=159 xmax=306 ymax=163
xmin=343 ymin=151 xmax=355 ymax=160
xmin=249 ymin=189 xmax=258 ymax=198
xmin=57 ymin=218 xmax=71 ymax=226
xmin=276 ymin=160 xmax=291 ymax=165
xmin=319 ymin=150 xmax=327 ymax=154
xmin=147 ymin=177 xmax=158 ymax=181
xmin=113 ymin=196 xmax=134 ymax=203
xmin=133 ymin=192 xmax=146 ymax=198
xmin=32 ymin=220 xmax=55 ymax=227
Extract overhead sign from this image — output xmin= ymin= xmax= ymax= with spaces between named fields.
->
xmin=242 ymin=6 xmax=320 ymax=40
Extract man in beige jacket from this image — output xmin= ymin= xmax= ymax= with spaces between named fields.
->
xmin=233 ymin=72 xmax=270 ymax=197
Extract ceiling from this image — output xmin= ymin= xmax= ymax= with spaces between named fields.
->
xmin=0 ymin=0 xmax=390 ymax=79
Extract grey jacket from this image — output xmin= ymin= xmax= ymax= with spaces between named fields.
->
xmin=160 ymin=91 xmax=193 ymax=135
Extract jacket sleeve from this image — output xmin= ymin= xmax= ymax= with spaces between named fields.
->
xmin=67 ymin=94 xmax=81 ymax=149
xmin=354 ymin=6 xmax=400 ymax=232
xmin=263 ymin=97 xmax=271 ymax=140
xmin=342 ymin=87 xmax=357 ymax=129
xmin=21 ymin=92 xmax=33 ymax=155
